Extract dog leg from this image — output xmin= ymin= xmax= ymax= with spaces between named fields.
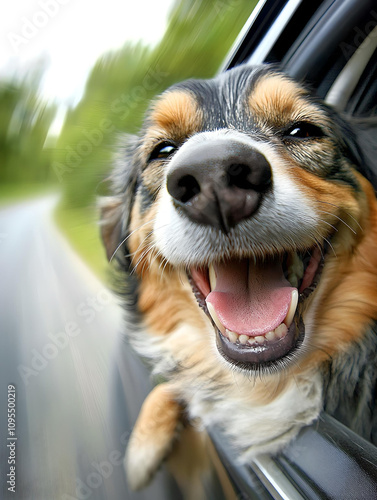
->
xmin=125 ymin=383 xmax=183 ymax=490
xmin=167 ymin=425 xmax=236 ymax=500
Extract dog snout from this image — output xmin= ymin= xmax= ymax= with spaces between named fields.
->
xmin=166 ymin=138 xmax=272 ymax=232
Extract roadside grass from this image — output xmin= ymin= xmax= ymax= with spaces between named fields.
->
xmin=54 ymin=203 xmax=110 ymax=284
xmin=0 ymin=183 xmax=110 ymax=283
xmin=0 ymin=183 xmax=110 ymax=284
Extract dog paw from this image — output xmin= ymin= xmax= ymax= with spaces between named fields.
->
xmin=125 ymin=383 xmax=183 ymax=490
xmin=125 ymin=439 xmax=168 ymax=490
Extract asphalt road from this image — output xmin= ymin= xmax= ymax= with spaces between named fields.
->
xmin=0 ymin=196 xmax=181 ymax=500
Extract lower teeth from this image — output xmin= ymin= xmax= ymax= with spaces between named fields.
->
xmin=224 ymin=322 xmax=288 ymax=346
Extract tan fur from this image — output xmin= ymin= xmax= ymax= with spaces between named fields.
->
xmin=128 ymin=199 xmax=159 ymax=276
xmin=128 ymin=200 xmax=206 ymax=336
xmin=288 ymin=159 xmax=363 ymax=244
xmin=125 ymin=383 xmax=184 ymax=490
xmin=248 ymin=74 xmax=329 ymax=129
xmin=149 ymin=90 xmax=203 ymax=139
xmin=206 ymin=440 xmax=239 ymax=500
xmin=167 ymin=428 xmax=239 ymax=500
xmin=298 ymin=175 xmax=377 ymax=368
xmin=167 ymin=426 xmax=213 ymax=500
xmin=138 ymin=273 xmax=206 ymax=336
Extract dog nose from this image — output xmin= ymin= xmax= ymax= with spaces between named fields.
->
xmin=166 ymin=139 xmax=272 ymax=232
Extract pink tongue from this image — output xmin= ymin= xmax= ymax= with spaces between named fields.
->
xmin=206 ymin=259 xmax=295 ymax=336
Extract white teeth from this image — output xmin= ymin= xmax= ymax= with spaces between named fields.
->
xmin=207 ymin=302 xmax=225 ymax=334
xmin=227 ymin=330 xmax=239 ymax=343
xmin=275 ymin=323 xmax=288 ymax=339
xmin=221 ymin=322 xmax=289 ymax=345
xmin=239 ymin=334 xmax=249 ymax=345
xmin=223 ymin=323 xmax=289 ymax=346
xmin=265 ymin=330 xmax=276 ymax=341
xmin=284 ymin=289 xmax=298 ymax=328
xmin=209 ymin=264 xmax=217 ymax=291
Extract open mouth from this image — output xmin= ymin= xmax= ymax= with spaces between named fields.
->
xmin=189 ymin=246 xmax=325 ymax=371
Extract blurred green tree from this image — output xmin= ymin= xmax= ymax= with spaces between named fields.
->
xmin=55 ymin=0 xmax=256 ymax=209
xmin=0 ymin=68 xmax=56 ymax=186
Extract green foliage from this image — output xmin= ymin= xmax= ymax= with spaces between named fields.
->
xmin=55 ymin=0 xmax=256 ymax=209
xmin=153 ymin=0 xmax=254 ymax=81
xmin=53 ymin=43 xmax=156 ymax=209
xmin=0 ymin=0 xmax=256 ymax=208
xmin=54 ymin=205 xmax=109 ymax=282
xmin=0 ymin=70 xmax=56 ymax=187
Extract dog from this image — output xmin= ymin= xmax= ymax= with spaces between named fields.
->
xmin=100 ymin=65 xmax=377 ymax=495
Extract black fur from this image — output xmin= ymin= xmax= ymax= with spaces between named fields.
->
xmin=324 ymin=323 xmax=377 ymax=444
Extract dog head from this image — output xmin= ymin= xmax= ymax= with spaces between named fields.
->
xmin=102 ymin=65 xmax=377 ymax=379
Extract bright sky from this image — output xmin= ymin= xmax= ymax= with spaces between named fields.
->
xmin=0 ymin=0 xmax=175 ymax=107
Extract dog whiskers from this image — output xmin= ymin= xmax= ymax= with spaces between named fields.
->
xmin=127 ymin=223 xmax=172 ymax=276
xmin=132 ymin=230 xmax=154 ymax=260
xmin=317 ymin=209 xmax=357 ymax=235
xmin=134 ymin=243 xmax=171 ymax=282
xmin=311 ymin=230 xmax=336 ymax=258
xmin=312 ymin=224 xmax=335 ymax=257
xmin=317 ymin=216 xmax=338 ymax=233
xmin=159 ymin=255 xmax=171 ymax=281
xmin=140 ymin=246 xmax=155 ymax=275
xmin=324 ymin=237 xmax=336 ymax=258
xmin=130 ymin=241 xmax=155 ymax=275
xmin=124 ymin=237 xmax=152 ymax=261
xmin=316 ymin=200 xmax=363 ymax=231
xmin=110 ymin=218 xmax=157 ymax=262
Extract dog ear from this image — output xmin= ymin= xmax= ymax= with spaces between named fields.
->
xmin=348 ymin=117 xmax=377 ymax=190
xmin=99 ymin=135 xmax=139 ymax=263
xmin=99 ymin=195 xmax=124 ymax=261
xmin=325 ymin=106 xmax=377 ymax=186
xmin=325 ymin=107 xmax=363 ymax=166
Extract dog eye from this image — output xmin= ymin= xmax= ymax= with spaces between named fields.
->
xmin=149 ymin=142 xmax=177 ymax=161
xmin=284 ymin=122 xmax=324 ymax=139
